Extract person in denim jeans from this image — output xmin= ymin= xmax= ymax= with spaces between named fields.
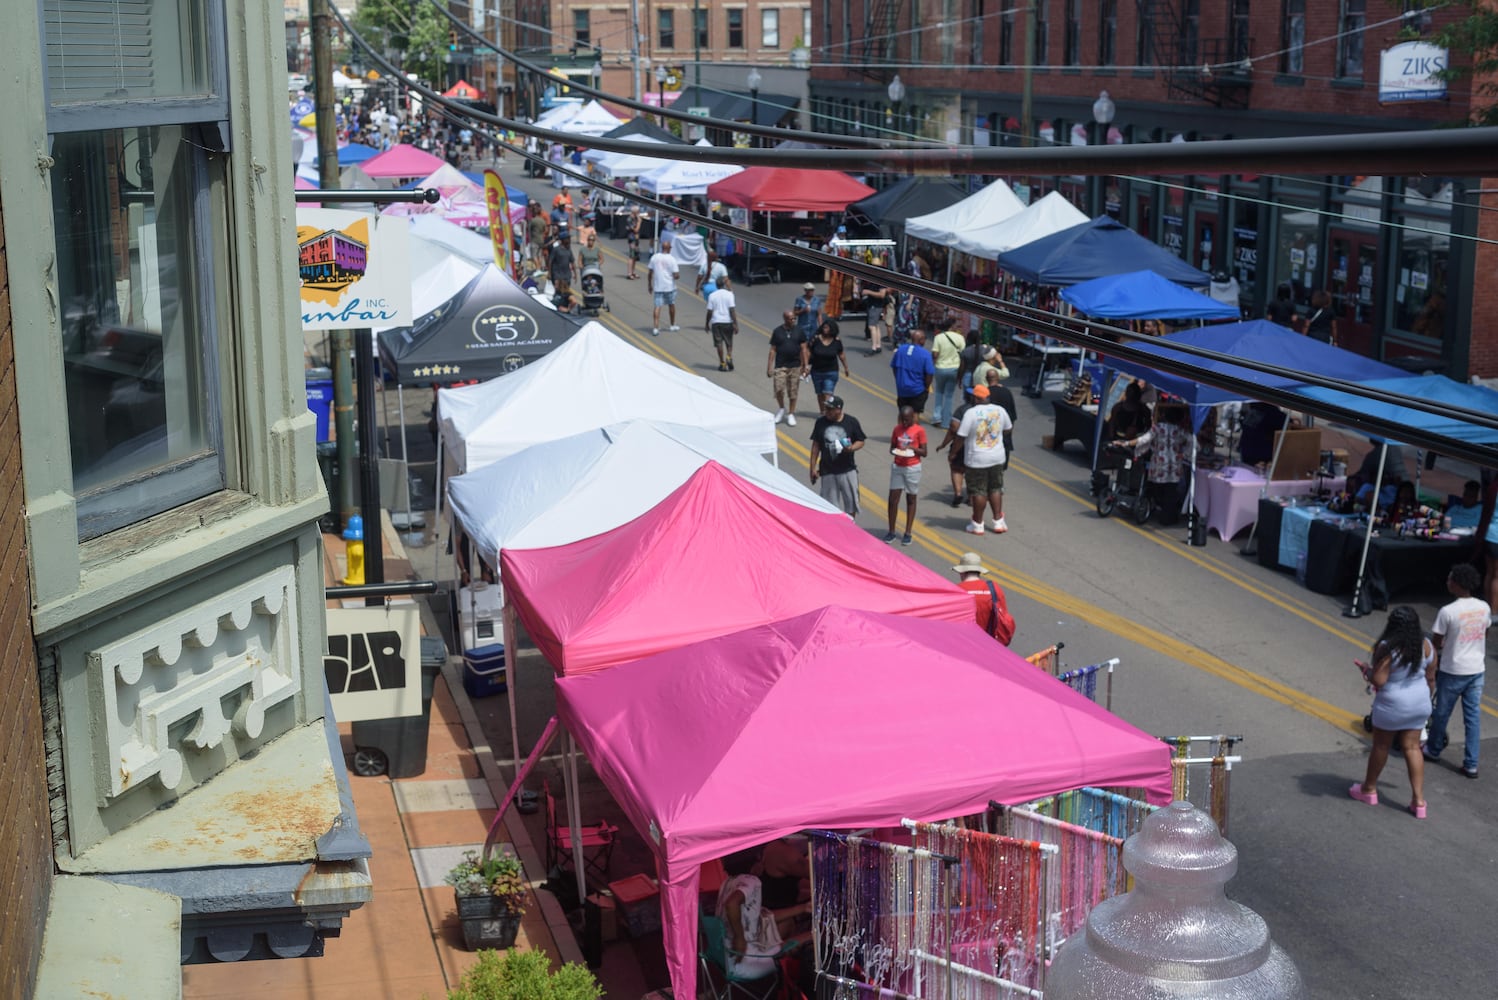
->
xmin=1425 ymin=562 xmax=1488 ymax=778
xmin=929 ymin=320 xmax=965 ymax=428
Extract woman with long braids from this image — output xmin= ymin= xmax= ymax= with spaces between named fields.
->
xmin=1350 ymin=606 xmax=1436 ymax=818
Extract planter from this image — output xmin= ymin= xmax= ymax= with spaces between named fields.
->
xmin=456 ymin=894 xmax=523 ymax=951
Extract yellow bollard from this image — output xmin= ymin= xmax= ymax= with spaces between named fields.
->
xmin=342 ymin=514 xmax=365 ymax=585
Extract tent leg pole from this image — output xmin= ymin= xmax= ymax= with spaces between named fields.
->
xmin=1346 ymin=442 xmax=1388 ymax=619
xmin=503 ymin=602 xmax=524 ymax=782
xmin=566 ymin=731 xmax=587 ymax=904
xmin=1240 ymin=422 xmax=1290 ymax=558
xmin=1185 ymin=434 xmax=1202 ymax=545
xmin=398 ymin=383 xmax=414 ymax=535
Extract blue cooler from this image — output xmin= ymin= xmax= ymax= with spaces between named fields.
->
xmin=463 ymin=643 xmax=507 ymax=698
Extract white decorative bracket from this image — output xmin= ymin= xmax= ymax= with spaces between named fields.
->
xmin=91 ymin=567 xmax=300 ymax=802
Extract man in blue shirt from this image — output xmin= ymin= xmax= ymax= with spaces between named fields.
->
xmin=890 ymin=329 xmax=935 ymax=418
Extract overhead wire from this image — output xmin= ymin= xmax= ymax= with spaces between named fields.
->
xmin=331 ymin=11 xmax=1498 ymax=464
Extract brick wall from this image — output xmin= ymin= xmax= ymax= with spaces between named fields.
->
xmin=0 ymin=199 xmax=50 ymax=998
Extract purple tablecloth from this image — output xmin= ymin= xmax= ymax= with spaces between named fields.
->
xmin=1193 ymin=465 xmax=1346 ymax=540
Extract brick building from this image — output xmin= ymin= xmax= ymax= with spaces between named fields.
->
xmin=810 ymin=2 xmax=1491 ymax=378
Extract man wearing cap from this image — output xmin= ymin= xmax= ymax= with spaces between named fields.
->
xmin=809 ymin=395 xmax=866 ymax=517
xmin=956 ymin=384 xmax=1013 ymax=535
xmin=705 ymin=276 xmax=738 ymax=372
xmin=952 ymin=552 xmax=1015 ymax=643
xmin=972 ymin=346 xmax=1009 ymax=397
xmin=648 ymin=234 xmax=681 ymax=336
xmin=794 ymin=282 xmax=824 ymax=341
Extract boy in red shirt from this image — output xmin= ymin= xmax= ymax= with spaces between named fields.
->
xmin=885 ymin=405 xmax=928 ymax=545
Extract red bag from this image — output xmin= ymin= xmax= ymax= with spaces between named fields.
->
xmin=985 ymin=580 xmax=1016 ymax=646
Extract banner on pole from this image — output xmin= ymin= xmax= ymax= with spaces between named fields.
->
xmin=484 ymin=169 xmax=518 ymax=279
xmin=296 ymin=208 xmax=411 ymax=330
xmin=324 ymin=606 xmax=423 ymax=722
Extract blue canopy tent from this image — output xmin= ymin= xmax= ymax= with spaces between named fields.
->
xmin=1061 ymin=269 xmax=1241 ymax=321
xmin=1296 ymin=374 xmax=1498 ymax=616
xmin=996 ymin=217 xmax=1213 ymax=287
xmin=1095 ymin=320 xmax=1411 ymax=548
xmin=336 ymin=142 xmax=379 ymax=166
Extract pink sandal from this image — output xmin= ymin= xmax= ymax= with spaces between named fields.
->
xmin=1348 ymin=783 xmax=1378 ymax=805
xmin=1409 ymin=801 xmax=1427 ymax=819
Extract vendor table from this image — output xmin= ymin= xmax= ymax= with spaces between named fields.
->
xmin=1050 ymin=400 xmax=1099 ymax=460
xmin=1192 ymin=465 xmax=1345 ymax=540
xmin=1011 ymin=333 xmax=1082 ymax=397
xmin=1256 ymin=498 xmax=1471 ymax=609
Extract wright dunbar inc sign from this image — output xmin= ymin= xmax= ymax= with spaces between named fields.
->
xmin=296 ymin=208 xmax=412 ymax=330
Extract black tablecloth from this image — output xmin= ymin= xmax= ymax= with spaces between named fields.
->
xmin=1363 ymin=536 xmax=1472 ymax=612
xmin=1256 ymin=500 xmax=1284 ymax=569
xmin=1305 ymin=519 xmax=1359 ymax=595
xmin=1051 ymin=400 xmax=1098 ymax=461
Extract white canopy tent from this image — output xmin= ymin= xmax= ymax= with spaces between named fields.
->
xmin=544 ymin=99 xmax=624 ymax=137
xmin=950 ymin=190 xmax=1090 ymax=258
xmin=638 ymin=158 xmax=745 ymax=197
xmin=438 ymin=321 xmax=778 ymax=473
xmin=904 ymin=178 xmax=1028 ymax=248
xmin=533 ymin=100 xmax=584 ymax=130
xmin=582 ymin=136 xmax=671 ymax=179
xmin=448 ymin=420 xmax=833 ymax=569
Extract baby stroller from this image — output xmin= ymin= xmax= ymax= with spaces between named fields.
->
xmin=1096 ymin=441 xmax=1154 ymax=523
xmin=578 ymin=263 xmax=608 ymax=316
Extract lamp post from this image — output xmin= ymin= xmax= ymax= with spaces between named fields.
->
xmin=747 ymin=67 xmax=763 ymax=146
xmin=655 ymin=64 xmax=667 ymax=126
xmin=1089 ymin=89 xmax=1116 ymax=218
xmin=592 ymin=57 xmax=603 ymax=93
xmin=887 ymin=73 xmax=905 ymax=136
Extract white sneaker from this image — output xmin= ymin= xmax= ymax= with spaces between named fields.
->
xmin=992 ymin=516 xmax=1009 ymax=534
xmin=773 ymin=407 xmax=786 ymax=423
xmin=668 ymin=324 xmax=680 ymax=331
xmin=786 ymin=413 xmax=797 ymax=427
xmin=651 ymin=327 xmax=659 ymax=336
xmin=964 ymin=521 xmax=985 ymax=535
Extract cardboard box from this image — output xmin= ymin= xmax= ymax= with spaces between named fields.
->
xmin=586 ymin=891 xmax=618 ymax=941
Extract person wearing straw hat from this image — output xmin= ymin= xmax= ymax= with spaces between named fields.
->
xmin=952 ymin=552 xmax=1015 ymax=643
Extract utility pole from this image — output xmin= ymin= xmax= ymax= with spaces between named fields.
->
xmin=693 ymin=0 xmax=702 ymax=89
xmin=630 ymin=0 xmax=642 ymax=100
xmin=1020 ymin=3 xmax=1035 ymax=147
xmin=311 ymin=0 xmax=356 ymax=526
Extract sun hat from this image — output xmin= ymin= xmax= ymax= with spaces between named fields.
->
xmin=803 ymin=282 xmax=816 ymax=291
xmin=952 ymin=552 xmax=988 ymax=575
xmin=981 ymin=345 xmax=997 ymax=360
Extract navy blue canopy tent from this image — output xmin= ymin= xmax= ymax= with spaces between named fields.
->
xmin=997 ymin=217 xmax=1211 ymax=287
xmin=1060 ymin=269 xmax=1240 ymax=321
xmin=846 ymin=177 xmax=969 ymax=234
xmin=1106 ymin=320 xmax=1409 ymax=414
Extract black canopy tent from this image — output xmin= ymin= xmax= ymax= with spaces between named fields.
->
xmin=845 ymin=177 xmax=968 ymax=237
xmin=600 ymin=118 xmax=688 ymax=144
xmin=377 ymin=264 xmax=584 ymax=386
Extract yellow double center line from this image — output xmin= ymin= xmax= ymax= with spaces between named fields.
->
xmin=591 ymin=307 xmax=1369 ymax=736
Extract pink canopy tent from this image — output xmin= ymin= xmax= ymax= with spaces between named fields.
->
xmin=360 ymin=142 xmax=448 ymax=179
xmin=554 ymin=605 xmax=1174 ymax=1000
xmin=500 ymin=462 xmax=974 ymax=675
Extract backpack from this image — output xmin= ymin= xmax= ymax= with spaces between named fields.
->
xmin=985 ymin=580 xmax=1016 ymax=646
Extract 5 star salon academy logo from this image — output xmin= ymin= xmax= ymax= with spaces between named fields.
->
xmin=471 ymin=305 xmax=541 ymax=350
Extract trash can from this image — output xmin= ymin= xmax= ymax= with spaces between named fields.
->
xmin=315 ymin=441 xmax=340 ymax=534
xmin=305 ymin=367 xmax=334 ymax=442
xmin=350 ymin=635 xmax=447 ymax=778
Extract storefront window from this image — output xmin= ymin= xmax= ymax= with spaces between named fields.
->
xmin=1231 ymin=202 xmax=1259 ymax=300
xmin=1391 ymin=219 xmax=1449 ymax=341
xmin=1271 ymin=201 xmax=1319 ymax=311
xmin=1162 ymin=185 xmax=1185 ymax=257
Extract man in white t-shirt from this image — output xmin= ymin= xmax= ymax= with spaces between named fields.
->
xmin=1425 ymin=562 xmax=1488 ymax=779
xmin=705 ymin=276 xmax=739 ymax=372
xmin=956 ymin=384 xmax=1014 ymax=536
xmin=647 ymin=235 xmax=681 ymax=336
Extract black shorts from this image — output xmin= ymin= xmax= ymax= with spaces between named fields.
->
xmin=897 ymin=392 xmax=929 ymax=414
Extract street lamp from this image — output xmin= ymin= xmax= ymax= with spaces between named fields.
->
xmin=655 ymin=64 xmax=667 ymax=127
xmin=1090 ymin=89 xmax=1116 ymax=217
xmin=887 ymin=73 xmax=905 ymax=136
xmin=747 ymin=67 xmax=763 ymax=146
xmin=592 ymin=58 xmax=603 ymax=91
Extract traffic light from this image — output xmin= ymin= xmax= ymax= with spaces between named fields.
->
xmin=449 ymin=29 xmax=458 ymax=52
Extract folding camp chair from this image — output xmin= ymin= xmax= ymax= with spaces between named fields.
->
xmin=698 ymin=913 xmax=793 ymax=1000
xmin=543 ymin=778 xmax=619 ymax=880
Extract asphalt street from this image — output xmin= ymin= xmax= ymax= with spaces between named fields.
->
xmin=399 ymin=158 xmax=1498 ymax=1000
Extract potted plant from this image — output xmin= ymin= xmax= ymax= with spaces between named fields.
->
xmin=445 ymin=850 xmax=528 ymax=951
xmin=447 ymin=947 xmax=604 ymax=1000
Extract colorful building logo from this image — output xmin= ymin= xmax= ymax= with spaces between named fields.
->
xmin=297 ymin=218 xmax=370 ymax=301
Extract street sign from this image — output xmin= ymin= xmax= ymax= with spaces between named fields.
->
xmin=687 ymin=106 xmax=710 ymax=141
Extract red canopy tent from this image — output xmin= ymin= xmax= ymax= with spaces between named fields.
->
xmin=500 ymin=462 xmax=973 ymax=675
xmin=444 ymin=79 xmax=481 ymax=99
xmin=706 ymin=166 xmax=876 ymax=213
